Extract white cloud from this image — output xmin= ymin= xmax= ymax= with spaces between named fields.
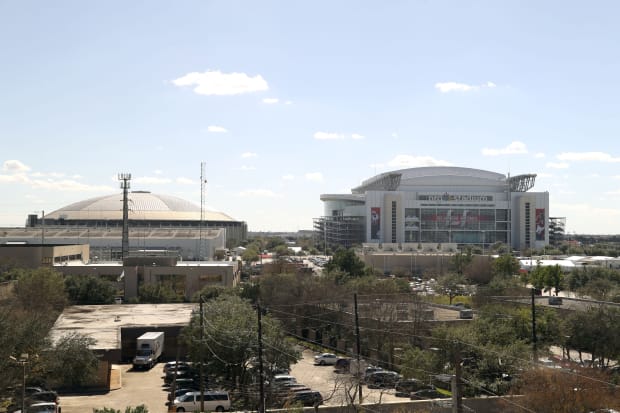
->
xmin=314 ymin=131 xmax=345 ymax=140
xmin=482 ymin=141 xmax=528 ymax=156
xmin=241 ymin=152 xmax=257 ymax=158
xmin=3 ymin=160 xmax=30 ymax=173
xmin=240 ymin=165 xmax=256 ymax=171
xmin=154 ymin=169 xmax=163 ymax=175
xmin=0 ymin=174 xmax=29 ymax=183
xmin=282 ymin=174 xmax=295 ymax=181
xmin=435 ymin=81 xmax=497 ymax=93
xmin=176 ymin=177 xmax=195 ymax=185
xmin=30 ymin=179 xmax=114 ymax=192
xmin=546 ymin=162 xmax=569 ymax=169
xmin=133 ymin=176 xmax=172 ymax=184
xmin=607 ymin=189 xmax=620 ymax=195
xmin=537 ymin=173 xmax=553 ymax=178
xmin=313 ymin=132 xmax=364 ymax=140
xmin=284 ymin=100 xmax=293 ymax=105
xmin=557 ymin=151 xmax=620 ymax=162
xmin=391 ymin=133 xmax=398 ymax=138
xmin=534 ymin=152 xmax=545 ymax=158
xmin=238 ymin=189 xmax=279 ymax=197
xmin=207 ymin=125 xmax=228 ymax=133
xmin=612 ymin=175 xmax=620 ymax=180
xmin=305 ymin=172 xmax=324 ymax=182
xmin=172 ymin=70 xmax=268 ymax=96
xmin=262 ymin=98 xmax=279 ymax=104
xmin=387 ymin=155 xmax=452 ymax=168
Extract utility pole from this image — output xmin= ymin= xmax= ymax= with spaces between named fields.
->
xmin=531 ymin=288 xmax=538 ymax=361
xmin=257 ymin=302 xmax=265 ymax=413
xmin=199 ymin=296 xmax=205 ymax=412
xmin=452 ymin=341 xmax=463 ymax=413
xmin=354 ymin=293 xmax=363 ymax=404
xmin=118 ymin=173 xmax=131 ymax=260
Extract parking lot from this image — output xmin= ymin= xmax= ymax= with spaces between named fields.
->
xmin=290 ymin=349 xmax=404 ymax=407
xmin=59 ymin=349 xmax=407 ymax=412
xmin=60 ymin=364 xmax=168 ymax=413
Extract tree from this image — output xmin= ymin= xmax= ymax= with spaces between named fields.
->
xmin=65 ymin=275 xmax=116 ymax=304
xmin=182 ymin=295 xmax=300 ymax=400
xmin=451 ymin=250 xmax=473 ymax=276
xmin=507 ymin=367 xmax=620 ymax=413
xmin=13 ymin=267 xmax=67 ymax=313
xmin=437 ymin=273 xmax=466 ymax=305
xmin=492 ymin=254 xmax=520 ymax=277
xmin=44 ymin=333 xmax=99 ymax=390
xmin=324 ymin=248 xmax=367 ymax=277
xmin=138 ymin=283 xmax=183 ymax=303
xmin=543 ymin=265 xmax=564 ymax=296
xmin=241 ymin=248 xmax=260 ymax=265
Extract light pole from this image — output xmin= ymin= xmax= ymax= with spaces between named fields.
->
xmin=10 ymin=354 xmax=28 ymax=413
xmin=482 ymin=230 xmax=485 ymax=256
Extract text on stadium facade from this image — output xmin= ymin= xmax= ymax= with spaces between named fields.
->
xmin=418 ymin=193 xmax=494 ymax=202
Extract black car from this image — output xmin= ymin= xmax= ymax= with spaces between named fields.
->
xmin=410 ymin=388 xmax=450 ymax=400
xmin=365 ymin=371 xmax=401 ymax=389
xmin=394 ymin=379 xmax=427 ymax=397
xmin=283 ymin=390 xmax=323 ymax=407
xmin=27 ymin=391 xmax=59 ymax=405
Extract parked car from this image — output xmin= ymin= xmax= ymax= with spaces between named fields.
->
xmin=170 ymin=391 xmax=230 ymax=412
xmin=282 ymin=390 xmax=323 ymax=407
xmin=362 ymin=366 xmax=384 ymax=382
xmin=334 ymin=357 xmax=351 ymax=373
xmin=27 ymin=391 xmax=59 ymax=405
xmin=394 ymin=379 xmax=428 ymax=397
xmin=163 ymin=361 xmax=192 ymax=374
xmin=167 ymin=387 xmax=200 ymax=402
xmin=365 ymin=371 xmax=401 ymax=388
xmin=16 ymin=402 xmax=60 ymax=413
xmin=271 ymin=374 xmax=297 ymax=386
xmin=314 ymin=353 xmax=338 ymax=366
xmin=410 ymin=388 xmax=450 ymax=400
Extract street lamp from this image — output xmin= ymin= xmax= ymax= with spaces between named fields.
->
xmin=9 ymin=354 xmax=28 ymax=413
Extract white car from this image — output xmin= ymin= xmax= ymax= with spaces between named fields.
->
xmin=314 ymin=353 xmax=338 ymax=365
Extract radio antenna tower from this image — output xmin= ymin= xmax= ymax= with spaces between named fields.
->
xmin=118 ymin=172 xmax=132 ymax=260
xmin=199 ymin=162 xmax=207 ymax=260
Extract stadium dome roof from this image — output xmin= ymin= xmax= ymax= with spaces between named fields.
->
xmin=44 ymin=191 xmax=237 ymax=222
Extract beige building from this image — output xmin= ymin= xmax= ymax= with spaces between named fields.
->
xmin=0 ymin=244 xmax=240 ymax=300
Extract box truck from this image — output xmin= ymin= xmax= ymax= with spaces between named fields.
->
xmin=133 ymin=332 xmax=164 ymax=370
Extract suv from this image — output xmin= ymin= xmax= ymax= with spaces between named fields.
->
xmin=170 ymin=391 xmax=230 ymax=412
xmin=366 ymin=371 xmax=401 ymax=389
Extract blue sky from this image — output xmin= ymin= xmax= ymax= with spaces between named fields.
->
xmin=1 ymin=1 xmax=620 ymax=234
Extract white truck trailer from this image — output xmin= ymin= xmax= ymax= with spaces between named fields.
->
xmin=132 ymin=332 xmax=164 ymax=370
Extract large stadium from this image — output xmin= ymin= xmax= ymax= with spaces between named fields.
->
xmin=316 ymin=166 xmax=549 ymax=251
xmin=1 ymin=191 xmax=247 ymax=260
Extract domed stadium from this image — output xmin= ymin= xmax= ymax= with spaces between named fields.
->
xmin=40 ymin=191 xmax=237 ymax=225
xmin=2 ymin=191 xmax=247 ymax=261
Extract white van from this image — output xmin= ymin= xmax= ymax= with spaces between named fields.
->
xmin=171 ymin=391 xmax=230 ymax=412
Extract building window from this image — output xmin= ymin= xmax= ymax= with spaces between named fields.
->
xmin=391 ymin=201 xmax=397 ymax=243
